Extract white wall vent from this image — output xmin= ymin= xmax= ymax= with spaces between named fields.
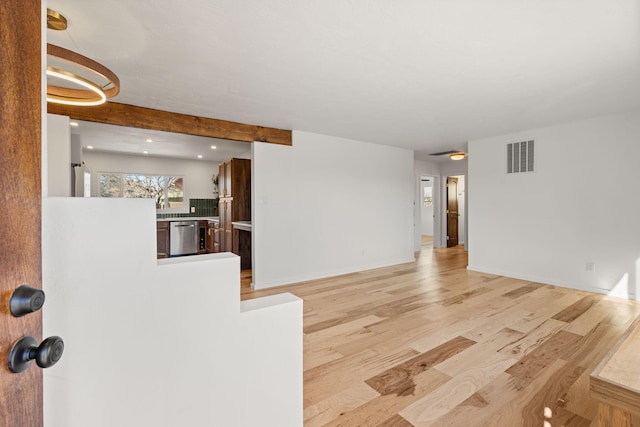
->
xmin=507 ymin=140 xmax=534 ymax=174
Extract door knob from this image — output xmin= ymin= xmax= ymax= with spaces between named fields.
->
xmin=10 ymin=285 xmax=45 ymax=317
xmin=8 ymin=336 xmax=64 ymax=373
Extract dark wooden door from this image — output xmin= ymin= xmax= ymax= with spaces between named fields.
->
xmin=0 ymin=0 xmax=44 ymax=426
xmin=446 ymin=177 xmax=459 ymax=248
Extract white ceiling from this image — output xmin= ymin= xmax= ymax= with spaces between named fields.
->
xmin=47 ymin=0 xmax=640 ymax=160
xmin=70 ymin=121 xmax=251 ymax=162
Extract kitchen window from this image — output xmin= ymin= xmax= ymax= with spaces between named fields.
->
xmin=99 ymin=173 xmax=185 ymax=211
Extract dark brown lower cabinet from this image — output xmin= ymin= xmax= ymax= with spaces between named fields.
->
xmin=206 ymin=220 xmax=220 ymax=253
xmin=219 ymin=198 xmax=233 ymax=252
xmin=214 ymin=225 xmax=221 ymax=253
xmin=198 ymin=220 xmax=208 ymax=254
xmin=156 ymin=221 xmax=170 ymax=258
xmin=233 ymin=228 xmax=252 ymax=269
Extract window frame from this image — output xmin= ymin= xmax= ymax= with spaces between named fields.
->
xmin=98 ymin=171 xmax=187 ymax=213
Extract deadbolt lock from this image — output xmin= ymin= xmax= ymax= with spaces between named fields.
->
xmin=10 ymin=285 xmax=45 ymax=317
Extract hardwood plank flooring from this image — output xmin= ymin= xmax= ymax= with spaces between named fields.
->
xmin=241 ymin=245 xmax=640 ymax=426
xmin=421 ymin=235 xmax=433 ymax=246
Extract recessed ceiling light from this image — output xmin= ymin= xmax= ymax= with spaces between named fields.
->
xmin=143 ymin=151 xmax=149 ymax=154
xmin=146 ymin=139 xmax=153 ymax=143
xmin=69 ymin=121 xmax=79 ymax=127
xmin=197 ymin=155 xmax=203 ymax=159
xmin=210 ymin=145 xmax=217 ymax=149
xmin=86 ymin=145 xmax=93 ymax=149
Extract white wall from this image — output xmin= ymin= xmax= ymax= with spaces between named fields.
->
xmin=468 ymin=110 xmax=640 ymax=300
xmin=235 ymin=149 xmax=252 ymax=160
xmin=46 ymin=114 xmax=71 ymax=197
xmin=42 ymin=198 xmax=303 ymax=427
xmin=83 ymin=151 xmax=218 ymax=199
xmin=441 ymin=158 xmax=468 ymax=178
xmin=252 ymin=130 xmax=415 ymax=289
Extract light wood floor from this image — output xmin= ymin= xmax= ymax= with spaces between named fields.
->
xmin=241 ymin=245 xmax=640 ymax=426
xmin=421 ymin=235 xmax=433 ymax=246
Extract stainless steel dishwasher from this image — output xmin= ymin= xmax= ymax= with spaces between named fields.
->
xmin=169 ymin=221 xmax=198 ymax=256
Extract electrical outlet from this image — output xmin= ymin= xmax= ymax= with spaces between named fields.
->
xmin=586 ymin=262 xmax=595 ymax=273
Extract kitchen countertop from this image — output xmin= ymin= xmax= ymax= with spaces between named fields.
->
xmin=157 ymin=216 xmax=219 ymax=222
xmin=232 ymin=221 xmax=252 ymax=231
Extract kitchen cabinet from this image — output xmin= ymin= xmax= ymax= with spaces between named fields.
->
xmin=219 ymin=158 xmax=232 ymax=198
xmin=157 ymin=218 xmax=219 ymax=258
xmin=206 ymin=220 xmax=220 ymax=253
xmin=218 ymin=158 xmax=251 ymax=254
xmin=197 ymin=220 xmax=208 ymax=254
xmin=232 ymin=222 xmax=252 ymax=269
xmin=219 ymin=198 xmax=233 ymax=252
xmin=156 ymin=221 xmax=170 ymax=258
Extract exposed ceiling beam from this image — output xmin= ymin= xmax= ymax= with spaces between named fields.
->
xmin=47 ymin=101 xmax=292 ymax=146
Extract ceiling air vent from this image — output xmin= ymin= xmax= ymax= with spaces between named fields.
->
xmin=507 ymin=140 xmax=534 ymax=174
xmin=429 ymin=150 xmax=460 ymax=156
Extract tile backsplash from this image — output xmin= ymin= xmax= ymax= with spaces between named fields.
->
xmin=157 ymin=198 xmax=218 ymax=219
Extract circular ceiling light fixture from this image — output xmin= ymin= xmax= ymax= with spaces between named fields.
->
xmin=449 ymin=152 xmax=466 ymax=161
xmin=47 ymin=8 xmax=68 ymax=30
xmin=46 ymin=9 xmax=120 ymax=106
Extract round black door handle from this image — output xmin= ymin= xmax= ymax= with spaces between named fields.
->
xmin=8 ymin=336 xmax=64 ymax=373
xmin=10 ymin=285 xmax=45 ymax=317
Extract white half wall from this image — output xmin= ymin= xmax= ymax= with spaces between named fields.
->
xmin=82 ymin=151 xmax=218 ymax=199
xmin=468 ymin=110 xmax=640 ymax=299
xmin=252 ymin=130 xmax=415 ymax=289
xmin=42 ymin=198 xmax=303 ymax=427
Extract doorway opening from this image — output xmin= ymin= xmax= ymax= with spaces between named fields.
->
xmin=420 ymin=177 xmax=435 ymax=248
xmin=445 ymin=175 xmax=465 ymax=248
